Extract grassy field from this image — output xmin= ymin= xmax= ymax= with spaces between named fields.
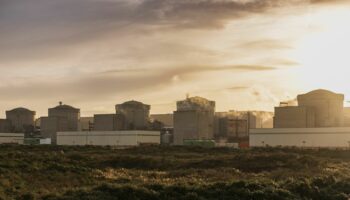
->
xmin=0 ymin=145 xmax=349 ymax=200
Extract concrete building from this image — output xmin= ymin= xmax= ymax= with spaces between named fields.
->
xmin=56 ymin=131 xmax=160 ymax=146
xmin=41 ymin=117 xmax=69 ymax=144
xmin=214 ymin=111 xmax=274 ymax=141
xmin=80 ymin=117 xmax=94 ymax=131
xmin=250 ymin=128 xmax=350 ymax=148
xmin=0 ymin=133 xmax=24 ymax=144
xmin=48 ymin=103 xmax=80 ymax=131
xmin=343 ymin=107 xmax=350 ymax=127
xmin=6 ymin=107 xmax=36 ymax=134
xmin=298 ymin=90 xmax=344 ymax=127
xmin=115 ymin=100 xmax=150 ymax=130
xmin=174 ymin=96 xmax=215 ymax=145
xmin=0 ymin=119 xmax=12 ymax=133
xmin=93 ymin=114 xmax=125 ymax=131
xmin=274 ymin=106 xmax=315 ymax=128
xmin=274 ymin=89 xmax=345 ymax=128
xmin=41 ymin=102 xmax=80 ymax=144
xmin=150 ymin=114 xmax=174 ymax=127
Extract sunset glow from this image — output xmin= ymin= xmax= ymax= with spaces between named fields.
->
xmin=0 ymin=0 xmax=350 ymax=116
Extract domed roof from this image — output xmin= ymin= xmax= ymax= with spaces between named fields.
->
xmin=122 ymin=100 xmax=144 ymax=105
xmin=298 ymin=89 xmax=344 ymax=100
xmin=116 ymin=100 xmax=150 ymax=108
xmin=7 ymin=107 xmax=35 ymax=113
xmin=53 ymin=104 xmax=78 ymax=110
xmin=305 ymin=89 xmax=338 ymax=96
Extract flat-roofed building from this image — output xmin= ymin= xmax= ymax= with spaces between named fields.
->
xmin=150 ymin=114 xmax=174 ymax=127
xmin=274 ymin=106 xmax=315 ymax=128
xmin=214 ymin=111 xmax=274 ymax=141
xmin=57 ymin=131 xmax=160 ymax=146
xmin=250 ymin=128 xmax=350 ymax=148
xmin=0 ymin=133 xmax=24 ymax=144
xmin=80 ymin=117 xmax=94 ymax=131
xmin=0 ymin=119 xmax=12 ymax=133
xmin=93 ymin=114 xmax=125 ymax=131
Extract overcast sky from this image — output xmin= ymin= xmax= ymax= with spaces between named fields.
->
xmin=0 ymin=0 xmax=350 ymax=117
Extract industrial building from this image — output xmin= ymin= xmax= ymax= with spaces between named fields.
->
xmin=41 ymin=102 xmax=80 ymax=144
xmin=274 ymin=106 xmax=315 ymax=128
xmin=214 ymin=111 xmax=273 ymax=141
xmin=80 ymin=117 xmax=94 ymax=131
xmin=150 ymin=114 xmax=174 ymax=127
xmin=250 ymin=128 xmax=350 ymax=148
xmin=0 ymin=133 xmax=24 ymax=144
xmin=56 ymin=131 xmax=160 ymax=146
xmin=93 ymin=114 xmax=125 ymax=131
xmin=173 ymin=96 xmax=215 ymax=145
xmin=116 ymin=100 xmax=151 ymax=130
xmin=0 ymin=119 xmax=12 ymax=133
xmin=274 ymin=90 xmax=345 ymax=128
xmin=6 ymin=107 xmax=36 ymax=134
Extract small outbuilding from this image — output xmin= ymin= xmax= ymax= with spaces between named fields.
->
xmin=56 ymin=131 xmax=160 ymax=146
xmin=0 ymin=133 xmax=24 ymax=144
xmin=250 ymin=127 xmax=350 ymax=148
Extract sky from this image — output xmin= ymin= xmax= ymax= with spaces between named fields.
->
xmin=0 ymin=0 xmax=350 ymax=117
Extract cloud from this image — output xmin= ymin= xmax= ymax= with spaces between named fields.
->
xmin=0 ymin=0 xmax=348 ymax=116
xmin=239 ymin=39 xmax=292 ymax=50
xmin=1 ymin=0 xmax=344 ymax=49
xmin=227 ymin=86 xmax=250 ymax=91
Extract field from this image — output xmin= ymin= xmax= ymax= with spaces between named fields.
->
xmin=0 ymin=145 xmax=350 ymax=200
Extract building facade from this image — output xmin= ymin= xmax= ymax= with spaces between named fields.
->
xmin=214 ymin=111 xmax=273 ymax=141
xmin=150 ymin=114 xmax=174 ymax=127
xmin=93 ymin=114 xmax=125 ymax=131
xmin=274 ymin=89 xmax=345 ymax=128
xmin=115 ymin=100 xmax=150 ymax=130
xmin=250 ymin=128 xmax=350 ymax=148
xmin=274 ymin=106 xmax=315 ymax=128
xmin=57 ymin=131 xmax=160 ymax=146
xmin=6 ymin=107 xmax=36 ymax=134
xmin=41 ymin=102 xmax=80 ymax=144
xmin=0 ymin=119 xmax=12 ymax=133
xmin=173 ymin=96 xmax=215 ymax=145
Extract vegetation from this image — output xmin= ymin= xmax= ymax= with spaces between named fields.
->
xmin=0 ymin=145 xmax=349 ymax=199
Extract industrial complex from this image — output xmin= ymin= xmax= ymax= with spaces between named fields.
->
xmin=0 ymin=89 xmax=350 ymax=148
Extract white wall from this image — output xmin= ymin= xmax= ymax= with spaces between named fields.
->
xmin=57 ymin=131 xmax=160 ymax=146
xmin=250 ymin=128 xmax=350 ymax=148
xmin=0 ymin=133 xmax=24 ymax=144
